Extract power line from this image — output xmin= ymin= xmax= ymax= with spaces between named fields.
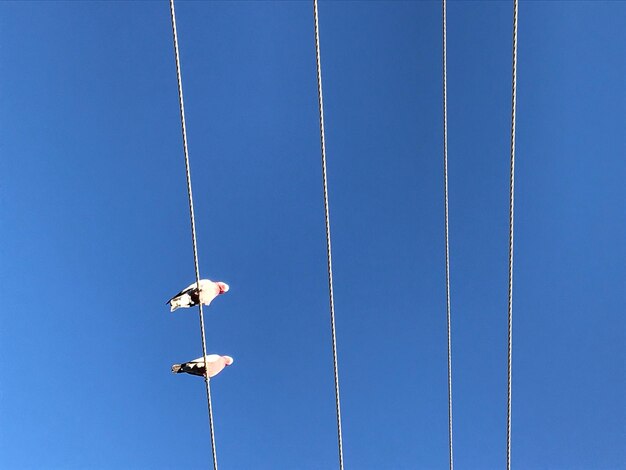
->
xmin=168 ymin=1 xmax=218 ymax=469
xmin=442 ymin=1 xmax=454 ymax=469
xmin=312 ymin=1 xmax=344 ymax=468
xmin=506 ymin=1 xmax=518 ymax=469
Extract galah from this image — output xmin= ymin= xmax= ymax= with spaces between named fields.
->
xmin=172 ymin=354 xmax=234 ymax=378
xmin=167 ymin=279 xmax=229 ymax=312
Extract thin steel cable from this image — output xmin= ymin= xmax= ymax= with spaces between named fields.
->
xmin=169 ymin=1 xmax=218 ymax=469
xmin=506 ymin=1 xmax=518 ymax=469
xmin=442 ymin=1 xmax=454 ymax=469
xmin=312 ymin=1 xmax=344 ymax=468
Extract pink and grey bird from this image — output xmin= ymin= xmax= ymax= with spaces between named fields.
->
xmin=172 ymin=354 xmax=234 ymax=378
xmin=167 ymin=279 xmax=229 ymax=312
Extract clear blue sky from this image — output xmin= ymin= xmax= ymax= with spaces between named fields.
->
xmin=1 ymin=1 xmax=624 ymax=469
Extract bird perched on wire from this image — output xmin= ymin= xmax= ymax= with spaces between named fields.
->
xmin=172 ymin=354 xmax=234 ymax=378
xmin=167 ymin=279 xmax=229 ymax=312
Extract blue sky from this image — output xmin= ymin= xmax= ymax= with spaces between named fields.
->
xmin=1 ymin=1 xmax=624 ymax=469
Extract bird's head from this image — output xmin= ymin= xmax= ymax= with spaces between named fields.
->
xmin=223 ymin=356 xmax=234 ymax=366
xmin=217 ymin=282 xmax=229 ymax=294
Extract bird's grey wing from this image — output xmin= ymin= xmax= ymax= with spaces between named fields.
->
xmin=166 ymin=282 xmax=197 ymax=304
xmin=186 ymin=362 xmax=206 ymax=377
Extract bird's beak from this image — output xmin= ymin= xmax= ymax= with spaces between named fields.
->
xmin=219 ymin=283 xmax=229 ymax=294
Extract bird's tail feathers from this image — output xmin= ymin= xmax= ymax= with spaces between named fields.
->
xmin=171 ymin=364 xmax=182 ymax=374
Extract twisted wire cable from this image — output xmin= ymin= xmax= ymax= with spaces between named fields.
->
xmin=442 ymin=1 xmax=455 ymax=468
xmin=169 ymin=1 xmax=218 ymax=468
xmin=506 ymin=1 xmax=519 ymax=468
xmin=313 ymin=1 xmax=344 ymax=468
